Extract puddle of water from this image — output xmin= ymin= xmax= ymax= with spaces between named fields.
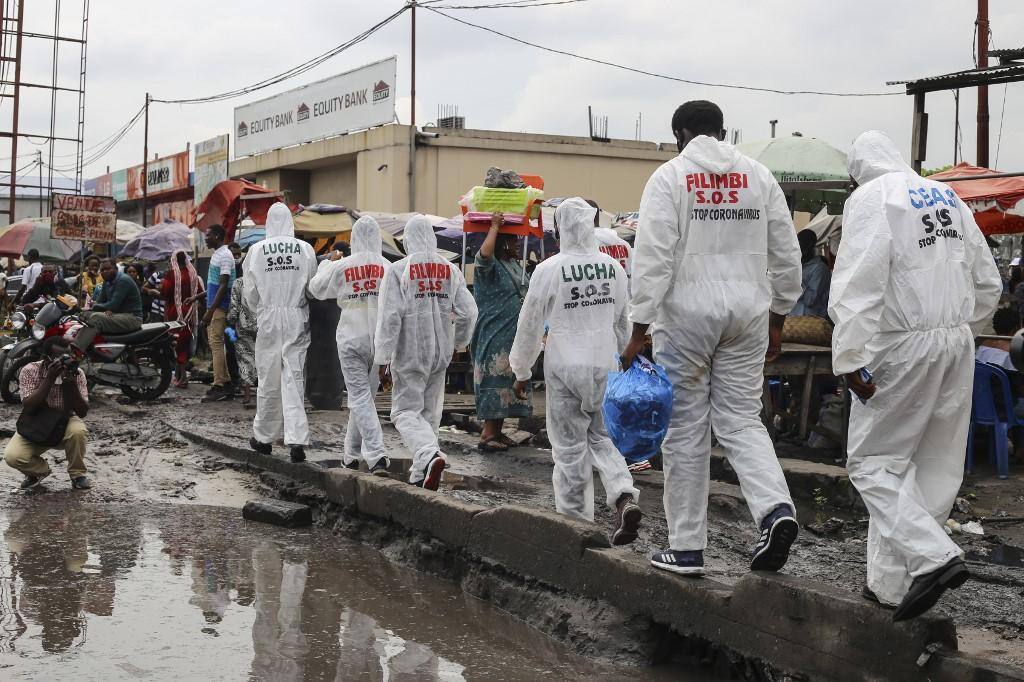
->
xmin=0 ymin=499 xmax=706 ymax=681
xmin=967 ymin=543 xmax=1024 ymax=569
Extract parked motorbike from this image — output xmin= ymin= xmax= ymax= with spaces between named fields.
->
xmin=1 ymin=300 xmax=182 ymax=403
xmin=0 ymin=308 xmax=32 ymax=378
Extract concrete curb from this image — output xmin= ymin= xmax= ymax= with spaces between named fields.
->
xmin=170 ymin=422 xmax=1024 ymax=681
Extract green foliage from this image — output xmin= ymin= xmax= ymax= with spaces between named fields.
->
xmin=922 ymin=164 xmax=954 ymax=177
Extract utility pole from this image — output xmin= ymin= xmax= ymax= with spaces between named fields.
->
xmin=37 ymin=150 xmax=42 ymax=217
xmin=770 ymin=120 xmax=778 ymax=138
xmin=142 ymin=92 xmax=150 ymax=227
xmin=410 ymin=0 xmax=417 ymax=127
xmin=977 ymin=0 xmax=989 ymax=167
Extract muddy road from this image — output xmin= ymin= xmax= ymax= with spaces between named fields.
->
xmin=1 ymin=388 xmax=1022 ymax=674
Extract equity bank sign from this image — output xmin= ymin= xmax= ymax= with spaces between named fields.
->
xmin=234 ymin=56 xmax=396 ymax=157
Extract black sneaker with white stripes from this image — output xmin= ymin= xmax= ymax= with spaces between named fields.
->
xmin=750 ymin=504 xmax=799 ymax=572
xmin=651 ymin=549 xmax=705 ymax=576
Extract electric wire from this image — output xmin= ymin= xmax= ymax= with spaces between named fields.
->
xmin=432 ymin=0 xmax=592 ymax=9
xmin=423 ymin=6 xmax=899 ymax=96
xmin=994 ymin=83 xmax=1008 ymax=169
xmin=152 ymin=7 xmax=408 ymax=104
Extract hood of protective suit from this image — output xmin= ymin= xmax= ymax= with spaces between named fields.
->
xmin=265 ymin=202 xmax=296 ymax=239
xmin=350 ymin=215 xmax=382 ymax=255
xmin=848 ymin=130 xmax=913 ymax=185
xmin=682 ymin=135 xmax=741 ymax=174
xmin=556 ymin=198 xmax=598 ymax=255
xmin=402 ymin=214 xmax=437 ymax=255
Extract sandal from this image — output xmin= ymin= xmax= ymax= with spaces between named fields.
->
xmin=495 ymin=433 xmax=518 ymax=447
xmin=477 ymin=436 xmax=509 ymax=452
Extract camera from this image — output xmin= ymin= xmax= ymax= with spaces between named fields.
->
xmin=57 ymin=354 xmax=79 ymax=373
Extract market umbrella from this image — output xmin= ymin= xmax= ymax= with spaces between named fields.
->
xmin=737 ymin=136 xmax=850 ymax=214
xmin=192 ymin=179 xmax=283 ymax=239
xmin=0 ymin=217 xmax=80 ymax=261
xmin=236 ymin=227 xmax=266 ymax=249
xmin=293 ymin=205 xmax=355 ymax=238
xmin=116 ymin=219 xmax=145 ymax=244
xmin=119 ymin=219 xmax=194 ymax=261
xmin=930 ymin=163 xmax=1024 ymax=236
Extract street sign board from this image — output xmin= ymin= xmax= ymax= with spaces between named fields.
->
xmin=50 ymin=193 xmax=117 ymax=243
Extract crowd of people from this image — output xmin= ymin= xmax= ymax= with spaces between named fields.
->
xmin=3 ymin=99 xmax=1007 ymax=625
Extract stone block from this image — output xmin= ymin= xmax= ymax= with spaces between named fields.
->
xmin=356 ymin=476 xmax=483 ymax=548
xmin=467 ymin=504 xmax=610 ymax=586
xmin=322 ymin=468 xmax=359 ymax=510
xmin=242 ymin=499 xmax=312 ymax=528
xmin=724 ymin=572 xmax=957 ymax=681
xmin=577 ymin=548 xmax=732 ymax=633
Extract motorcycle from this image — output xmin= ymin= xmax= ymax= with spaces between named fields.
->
xmin=1 ymin=300 xmax=182 ymax=403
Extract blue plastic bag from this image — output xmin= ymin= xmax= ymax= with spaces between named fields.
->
xmin=602 ymin=356 xmax=674 ymax=463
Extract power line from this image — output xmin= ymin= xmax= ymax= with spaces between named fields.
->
xmin=994 ymin=83 xmax=1008 ymax=169
xmin=424 ymin=6 xmax=900 ymax=97
xmin=432 ymin=0 xmax=592 ymax=9
xmin=152 ymin=7 xmax=408 ymax=105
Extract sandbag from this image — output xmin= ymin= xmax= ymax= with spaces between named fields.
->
xmin=603 ymin=356 xmax=673 ymax=463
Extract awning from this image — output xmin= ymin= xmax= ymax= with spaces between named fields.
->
xmin=930 ymin=163 xmax=1024 ymax=235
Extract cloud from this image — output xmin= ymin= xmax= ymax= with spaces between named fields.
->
xmin=7 ymin=0 xmax=1021 ymax=181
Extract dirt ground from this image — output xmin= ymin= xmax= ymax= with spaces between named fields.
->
xmin=1 ymin=386 xmax=1022 ymax=669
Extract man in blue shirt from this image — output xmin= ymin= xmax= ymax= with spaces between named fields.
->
xmin=73 ymin=259 xmax=143 ymax=351
xmin=790 ymin=229 xmax=831 ymax=319
xmin=202 ymin=225 xmax=235 ymax=402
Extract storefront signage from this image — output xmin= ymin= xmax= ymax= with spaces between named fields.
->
xmin=126 ymin=150 xmax=190 ymax=200
xmin=234 ymin=56 xmax=396 ymax=157
xmin=50 ymin=193 xmax=117 ymax=243
xmin=194 ymin=134 xmax=230 ymax=205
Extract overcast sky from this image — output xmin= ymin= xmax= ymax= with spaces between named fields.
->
xmin=6 ymin=0 xmax=1024 ymax=188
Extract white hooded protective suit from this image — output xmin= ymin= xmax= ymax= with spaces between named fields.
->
xmin=509 ymin=198 xmax=639 ymax=521
xmin=244 ymin=203 xmax=318 ymax=446
xmin=595 ymin=227 xmax=632 ymax=280
xmin=829 ymin=130 xmax=1001 ymax=605
xmin=374 ymin=215 xmax=478 ymax=482
xmin=309 ymin=216 xmax=389 ymax=467
xmin=630 ymin=135 xmax=801 ymax=551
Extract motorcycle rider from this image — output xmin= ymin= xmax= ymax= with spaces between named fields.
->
xmin=20 ymin=264 xmax=73 ymax=315
xmin=73 ymin=259 xmax=143 ymax=352
xmin=374 ymin=215 xmax=478 ymax=490
xmin=244 ymin=203 xmax=318 ymax=463
xmin=309 ymin=216 xmax=391 ymax=475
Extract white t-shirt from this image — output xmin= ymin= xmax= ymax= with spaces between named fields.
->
xmin=21 ymin=262 xmax=42 ymax=291
xmin=976 ymin=345 xmax=1015 ymax=372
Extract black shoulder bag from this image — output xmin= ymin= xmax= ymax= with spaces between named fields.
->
xmin=16 ymin=380 xmax=71 ymax=448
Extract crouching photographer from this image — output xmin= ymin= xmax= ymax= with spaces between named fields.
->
xmin=4 ymin=336 xmax=92 ymax=490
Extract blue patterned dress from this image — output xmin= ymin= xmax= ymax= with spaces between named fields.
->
xmin=471 ymin=253 xmax=533 ymax=420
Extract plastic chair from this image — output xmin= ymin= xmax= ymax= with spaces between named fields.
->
xmin=967 ymin=361 xmax=1016 ymax=479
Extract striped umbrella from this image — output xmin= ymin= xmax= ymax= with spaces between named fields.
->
xmin=0 ymin=218 xmax=80 ymax=261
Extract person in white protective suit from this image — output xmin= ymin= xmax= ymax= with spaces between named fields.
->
xmin=829 ymin=130 xmax=1000 ymax=621
xmin=244 ymin=202 xmax=318 ymax=463
xmin=374 ymin=215 xmax=478 ymax=490
xmin=621 ymin=100 xmax=802 ymax=577
xmin=509 ymin=198 xmax=643 ymax=545
xmin=308 ymin=215 xmax=391 ymax=476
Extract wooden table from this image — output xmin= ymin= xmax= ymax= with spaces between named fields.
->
xmin=763 ymin=343 xmax=838 ymax=444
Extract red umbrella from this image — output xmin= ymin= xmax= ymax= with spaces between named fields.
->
xmin=0 ymin=218 xmax=79 ymax=261
xmin=192 ymin=179 xmax=283 ymax=241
